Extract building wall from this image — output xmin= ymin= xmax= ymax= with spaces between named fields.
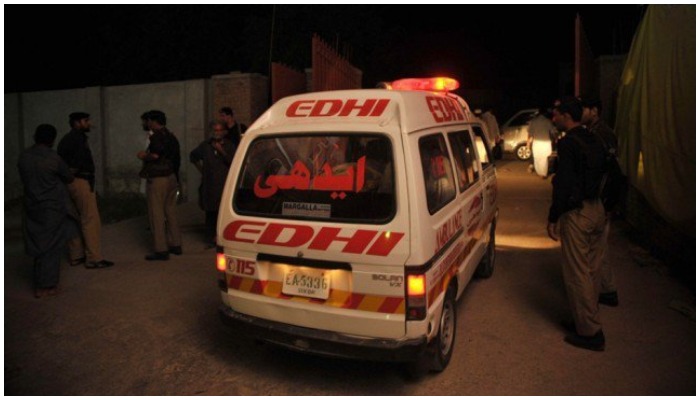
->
xmin=101 ymin=80 xmax=207 ymax=200
xmin=249 ymin=74 xmax=271 ymax=126
xmin=4 ymin=93 xmax=23 ymax=201
xmin=6 ymin=87 xmax=104 ymax=192
xmin=6 ymin=73 xmax=268 ymax=203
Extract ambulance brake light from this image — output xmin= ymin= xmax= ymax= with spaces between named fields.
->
xmin=390 ymin=77 xmax=459 ymax=92
xmin=407 ymin=274 xmax=426 ymax=296
xmin=406 ymin=274 xmax=427 ymax=320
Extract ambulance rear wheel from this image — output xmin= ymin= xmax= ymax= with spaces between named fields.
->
xmin=475 ymin=222 xmax=496 ymax=279
xmin=429 ymin=286 xmax=457 ymax=372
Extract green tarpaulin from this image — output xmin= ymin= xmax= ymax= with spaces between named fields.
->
xmin=616 ymin=5 xmax=696 ymax=236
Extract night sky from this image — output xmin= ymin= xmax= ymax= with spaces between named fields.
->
xmin=7 ymin=5 xmax=645 ymax=114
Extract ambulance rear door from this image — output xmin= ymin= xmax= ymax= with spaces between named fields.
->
xmin=221 ymin=127 xmax=412 ymax=339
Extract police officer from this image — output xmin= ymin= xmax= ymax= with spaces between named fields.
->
xmin=137 ymin=110 xmax=182 ymax=261
xmin=547 ymin=96 xmax=608 ymax=351
xmin=57 ymin=112 xmax=114 ymax=269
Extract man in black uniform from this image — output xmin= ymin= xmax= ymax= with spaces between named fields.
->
xmin=219 ymin=107 xmax=247 ymax=149
xmin=547 ymin=96 xmax=608 ymax=351
xmin=190 ymin=120 xmax=236 ymax=247
xmin=137 ymin=110 xmax=182 ymax=261
xmin=57 ymin=112 xmax=114 ymax=269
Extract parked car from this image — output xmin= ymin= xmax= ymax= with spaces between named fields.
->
xmin=500 ymin=108 xmax=538 ymax=161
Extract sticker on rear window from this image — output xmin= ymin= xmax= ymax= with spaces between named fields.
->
xmin=254 ymin=157 xmax=366 ymax=199
xmin=282 ymin=202 xmax=331 ymax=218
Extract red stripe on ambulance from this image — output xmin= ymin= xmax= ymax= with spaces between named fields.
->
xmin=344 ymin=293 xmax=365 ymax=309
xmin=378 ymin=297 xmax=404 ymax=313
xmin=226 ymin=276 xmax=405 ymax=314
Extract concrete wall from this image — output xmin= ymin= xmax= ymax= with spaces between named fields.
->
xmin=4 ymin=94 xmax=23 ymax=200
xmin=6 ymin=73 xmax=269 ymax=204
xmin=102 ymin=80 xmax=207 ymax=201
xmin=5 ymin=87 xmax=104 ymax=194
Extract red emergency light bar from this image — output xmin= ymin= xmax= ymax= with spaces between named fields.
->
xmin=390 ymin=77 xmax=459 ymax=92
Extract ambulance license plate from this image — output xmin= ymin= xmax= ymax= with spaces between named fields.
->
xmin=282 ymin=268 xmax=331 ymax=300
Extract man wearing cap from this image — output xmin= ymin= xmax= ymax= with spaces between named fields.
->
xmin=57 ymin=112 xmax=114 ymax=269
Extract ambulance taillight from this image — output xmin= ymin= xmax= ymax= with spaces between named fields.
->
xmin=216 ymin=246 xmax=228 ymax=292
xmin=216 ymin=251 xmax=227 ymax=272
xmin=406 ymin=274 xmax=427 ymax=320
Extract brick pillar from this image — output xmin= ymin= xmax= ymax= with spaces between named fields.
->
xmin=211 ymin=72 xmax=269 ymax=127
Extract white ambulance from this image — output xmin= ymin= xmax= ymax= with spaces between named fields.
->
xmin=216 ymin=77 xmax=498 ymax=374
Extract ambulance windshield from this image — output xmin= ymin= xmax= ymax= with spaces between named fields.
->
xmin=234 ymin=134 xmax=395 ymax=223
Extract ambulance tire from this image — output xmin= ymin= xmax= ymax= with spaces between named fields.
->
xmin=475 ymin=222 xmax=496 ymax=279
xmin=401 ymin=286 xmax=457 ymax=380
xmin=429 ymin=286 xmax=457 ymax=372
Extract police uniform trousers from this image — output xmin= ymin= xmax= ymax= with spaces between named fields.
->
xmin=66 ymin=178 xmax=102 ymax=263
xmin=598 ymin=218 xmax=617 ymax=293
xmin=559 ymin=199 xmax=606 ymax=336
xmin=147 ymin=174 xmax=182 ymax=252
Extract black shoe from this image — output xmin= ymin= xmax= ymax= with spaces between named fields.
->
xmin=564 ymin=330 xmax=605 ymax=352
xmin=85 ymin=259 xmax=115 ymax=269
xmin=145 ymin=252 xmax=169 ymax=261
xmin=599 ymin=291 xmax=619 ymax=307
xmin=169 ymin=246 xmax=182 ymax=255
xmin=69 ymin=257 xmax=86 ymax=266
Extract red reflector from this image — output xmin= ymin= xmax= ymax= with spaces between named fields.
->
xmin=216 ymin=253 xmax=227 ymax=272
xmin=408 ymin=308 xmax=426 ymax=320
xmin=391 ymin=77 xmax=459 ymax=92
xmin=407 ymin=274 xmax=426 ymax=296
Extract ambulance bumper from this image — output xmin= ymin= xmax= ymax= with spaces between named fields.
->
xmin=219 ymin=305 xmax=428 ymax=362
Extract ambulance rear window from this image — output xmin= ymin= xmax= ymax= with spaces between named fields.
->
xmin=233 ymin=134 xmax=395 ymax=223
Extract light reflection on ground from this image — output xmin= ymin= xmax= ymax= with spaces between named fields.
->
xmin=496 ymin=234 xmax=561 ymax=250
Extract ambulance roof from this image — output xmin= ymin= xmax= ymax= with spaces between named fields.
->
xmin=248 ymin=89 xmax=475 ymax=135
